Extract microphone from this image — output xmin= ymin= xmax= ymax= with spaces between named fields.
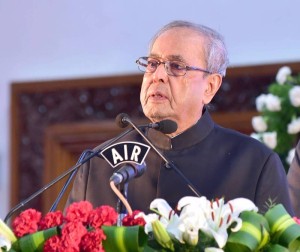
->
xmin=145 ymin=120 xmax=177 ymax=134
xmin=110 ymin=162 xmax=146 ymax=185
xmin=115 ymin=113 xmax=201 ymax=197
xmin=115 ymin=113 xmax=178 ymax=134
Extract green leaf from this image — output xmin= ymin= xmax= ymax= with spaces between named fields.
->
xmin=264 ymin=243 xmax=290 ymax=252
xmin=225 ymin=211 xmax=269 ymax=252
xmin=102 ymin=225 xmax=148 ymax=252
xmin=15 ymin=227 xmax=58 ymax=252
xmin=265 ymin=204 xmax=300 ymax=251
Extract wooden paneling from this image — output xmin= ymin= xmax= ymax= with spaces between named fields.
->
xmin=10 ymin=74 xmax=144 ymax=215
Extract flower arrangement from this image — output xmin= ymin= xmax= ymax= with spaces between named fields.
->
xmin=1 ymin=197 xmax=300 ymax=252
xmin=0 ymin=201 xmax=118 ymax=252
xmin=251 ymin=66 xmax=300 ymax=171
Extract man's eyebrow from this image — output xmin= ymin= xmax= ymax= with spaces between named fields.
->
xmin=148 ymin=53 xmax=159 ymax=58
xmin=167 ymin=55 xmax=185 ymax=62
xmin=148 ymin=54 xmax=186 ymax=62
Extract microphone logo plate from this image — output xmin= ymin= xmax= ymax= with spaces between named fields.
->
xmin=100 ymin=141 xmax=150 ymax=168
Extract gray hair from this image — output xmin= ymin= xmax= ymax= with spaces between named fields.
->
xmin=149 ymin=20 xmax=229 ymax=77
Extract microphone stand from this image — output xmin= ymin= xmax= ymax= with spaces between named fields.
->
xmin=123 ymin=116 xmax=201 ymax=197
xmin=49 ymin=149 xmax=94 ymax=212
xmin=4 ymin=128 xmax=134 ymax=223
xmin=116 ymin=182 xmax=128 ymax=226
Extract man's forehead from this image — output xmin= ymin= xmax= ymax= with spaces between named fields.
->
xmin=152 ymin=28 xmax=205 ymax=50
xmin=149 ymin=29 xmax=205 ymax=64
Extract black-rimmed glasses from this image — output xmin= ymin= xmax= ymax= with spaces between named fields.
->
xmin=136 ymin=56 xmax=212 ymax=77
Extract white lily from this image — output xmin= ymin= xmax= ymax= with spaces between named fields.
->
xmin=174 ymin=213 xmax=202 ymax=245
xmin=206 ymin=198 xmax=258 ymax=248
xmin=137 ymin=199 xmax=180 ymax=250
xmin=181 ymin=223 xmax=199 ymax=246
xmin=176 ymin=196 xmax=258 ymax=248
xmin=171 ymin=196 xmax=210 ymax=244
xmin=137 ymin=212 xmax=160 ymax=234
xmin=138 ymin=198 xmax=180 ymax=236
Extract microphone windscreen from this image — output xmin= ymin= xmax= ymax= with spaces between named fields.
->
xmin=115 ymin=113 xmax=129 ymax=128
xmin=156 ymin=120 xmax=178 ymax=134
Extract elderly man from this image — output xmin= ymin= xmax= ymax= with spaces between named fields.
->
xmin=66 ymin=20 xmax=293 ymax=215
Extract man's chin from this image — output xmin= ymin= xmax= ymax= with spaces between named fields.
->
xmin=144 ymin=110 xmax=170 ymax=121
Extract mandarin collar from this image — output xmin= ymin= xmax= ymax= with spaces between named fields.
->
xmin=146 ymin=109 xmax=214 ymax=151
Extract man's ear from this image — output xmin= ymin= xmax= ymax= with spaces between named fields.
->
xmin=203 ymin=73 xmax=223 ymax=104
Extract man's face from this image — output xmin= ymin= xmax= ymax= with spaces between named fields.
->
xmin=140 ymin=28 xmax=219 ymax=134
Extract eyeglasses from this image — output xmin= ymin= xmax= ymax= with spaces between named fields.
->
xmin=135 ymin=56 xmax=212 ymax=77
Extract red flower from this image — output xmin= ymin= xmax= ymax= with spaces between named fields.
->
xmin=88 ymin=205 xmax=117 ymax=229
xmin=11 ymin=201 xmax=120 ymax=251
xmin=39 ymin=211 xmax=64 ymax=230
xmin=12 ymin=208 xmax=42 ymax=237
xmin=122 ymin=210 xmax=146 ymax=226
xmin=65 ymin=201 xmax=93 ymax=224
xmin=80 ymin=229 xmax=106 ymax=252
xmin=60 ymin=221 xmax=88 ymax=251
xmin=58 ymin=247 xmax=79 ymax=252
xmin=43 ymin=235 xmax=61 ymax=252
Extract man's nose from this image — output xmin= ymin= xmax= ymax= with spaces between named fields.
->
xmin=152 ymin=63 xmax=168 ymax=83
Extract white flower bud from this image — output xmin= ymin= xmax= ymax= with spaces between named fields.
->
xmin=255 ymin=94 xmax=267 ymax=111
xmin=151 ymin=220 xmax=174 ymax=251
xmin=289 ymin=86 xmax=300 ymax=107
xmin=262 ymin=132 xmax=277 ymax=149
xmin=287 ymin=117 xmax=300 ymax=134
xmin=276 ymin=66 xmax=292 ymax=85
xmin=182 ymin=227 xmax=199 ymax=246
xmin=265 ymin=94 xmax=281 ymax=111
xmin=252 ymin=116 xmax=267 ymax=132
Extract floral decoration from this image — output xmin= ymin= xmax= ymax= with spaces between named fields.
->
xmin=251 ymin=66 xmax=300 ymax=170
xmin=1 ymin=197 xmax=300 ymax=252
xmin=1 ymin=201 xmax=117 ymax=252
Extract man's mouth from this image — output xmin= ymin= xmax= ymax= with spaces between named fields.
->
xmin=149 ymin=91 xmax=167 ymax=99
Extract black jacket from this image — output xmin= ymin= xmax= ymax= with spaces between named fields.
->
xmin=66 ymin=109 xmax=294 ymax=215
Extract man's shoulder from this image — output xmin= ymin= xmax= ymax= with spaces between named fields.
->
xmin=213 ymin=123 xmax=273 ymax=153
